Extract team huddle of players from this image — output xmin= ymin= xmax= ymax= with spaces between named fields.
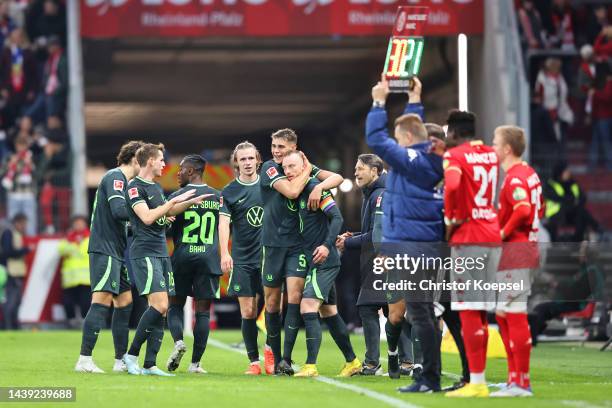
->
xmin=73 ymin=83 xmax=543 ymax=398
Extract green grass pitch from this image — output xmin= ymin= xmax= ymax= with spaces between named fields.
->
xmin=1 ymin=329 xmax=611 ymax=407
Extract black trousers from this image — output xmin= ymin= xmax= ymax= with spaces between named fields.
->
xmin=405 ymin=301 xmax=441 ymax=386
xmin=2 ymin=276 xmax=24 ymax=330
xmin=440 ymin=301 xmax=470 ymax=382
xmin=63 ymin=285 xmax=92 ymax=320
xmin=528 ymin=301 xmax=586 ymax=345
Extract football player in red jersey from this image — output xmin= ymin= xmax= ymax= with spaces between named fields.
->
xmin=443 ymin=110 xmax=501 ymax=398
xmin=490 ymin=126 xmax=544 ymax=397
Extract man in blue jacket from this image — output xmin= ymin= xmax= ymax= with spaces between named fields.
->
xmin=366 ymin=76 xmax=444 ymax=392
xmin=337 ymin=154 xmax=415 ymax=376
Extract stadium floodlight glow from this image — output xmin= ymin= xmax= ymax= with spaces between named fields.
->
xmin=458 ymin=33 xmax=468 ymax=111
xmin=339 ymin=179 xmax=354 ymax=193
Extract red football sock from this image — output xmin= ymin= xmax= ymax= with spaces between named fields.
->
xmin=459 ymin=310 xmax=488 ymax=374
xmin=506 ymin=312 xmax=532 ymax=389
xmin=496 ymin=314 xmax=517 ymax=384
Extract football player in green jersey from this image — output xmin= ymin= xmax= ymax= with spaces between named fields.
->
xmin=165 ymin=154 xmax=222 ymax=374
xmin=282 ymin=151 xmax=361 ymax=378
xmin=219 ymin=142 xmax=266 ymax=375
xmin=122 ymin=143 xmax=208 ymax=376
xmin=75 ymin=140 xmax=143 ymax=374
xmin=260 ymin=128 xmax=343 ymax=375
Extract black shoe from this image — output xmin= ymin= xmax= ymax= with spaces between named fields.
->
xmin=276 ymin=359 xmax=294 ymax=376
xmin=388 ymin=353 xmax=400 ymax=379
xmin=399 ymin=362 xmax=414 ymax=376
xmin=359 ymin=362 xmax=382 ymax=376
xmin=397 ymin=378 xmax=441 ymax=393
xmin=441 ymin=380 xmax=467 ymax=392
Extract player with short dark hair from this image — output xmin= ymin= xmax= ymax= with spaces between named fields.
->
xmin=490 ymin=125 xmax=544 ymax=397
xmin=219 ymin=142 xmax=266 ymax=375
xmin=122 ymin=143 xmax=207 ymax=377
xmin=165 ymin=154 xmax=222 ymax=374
xmin=444 ymin=111 xmax=502 ymax=398
xmin=75 ymin=140 xmax=143 ymax=374
xmin=260 ymin=128 xmax=343 ymax=375
xmin=281 ymin=151 xmax=361 ymax=377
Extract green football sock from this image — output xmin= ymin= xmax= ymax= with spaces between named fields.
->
xmin=143 ymin=316 xmax=165 ymax=369
xmin=282 ymin=303 xmax=301 ymax=363
xmin=111 ymin=303 xmax=132 ymax=359
xmin=80 ymin=303 xmax=110 ymax=356
xmin=241 ymin=318 xmax=259 ymax=362
xmin=265 ymin=311 xmax=282 ymax=366
xmin=192 ymin=311 xmax=210 ymax=364
xmin=323 ymin=314 xmax=356 ymax=362
xmin=128 ymin=306 xmax=162 ymax=357
xmin=303 ymin=312 xmax=321 ymax=364
xmin=167 ymin=304 xmax=184 ymax=342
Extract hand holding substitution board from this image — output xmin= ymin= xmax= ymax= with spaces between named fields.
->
xmin=382 ymin=6 xmax=428 ymax=93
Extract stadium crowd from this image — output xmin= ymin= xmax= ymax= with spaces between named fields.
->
xmin=0 ymin=0 xmax=70 ymax=237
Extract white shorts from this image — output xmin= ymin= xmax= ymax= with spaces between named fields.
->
xmin=496 ymin=268 xmax=532 ymax=313
xmin=450 ymin=245 xmax=501 ymax=312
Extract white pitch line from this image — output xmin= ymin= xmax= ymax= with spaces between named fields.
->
xmin=561 ymin=400 xmax=610 ymax=408
xmin=208 ymin=338 xmax=420 ymax=408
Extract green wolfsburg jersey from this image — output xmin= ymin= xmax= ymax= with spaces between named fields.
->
xmin=298 ymin=178 xmax=341 ymax=268
xmin=220 ymin=176 xmax=263 ymax=265
xmin=169 ymin=184 xmax=222 ymax=275
xmin=88 ymin=168 xmax=128 ymax=259
xmin=126 ymin=177 xmax=169 ymax=259
xmin=260 ymin=159 xmax=320 ymax=247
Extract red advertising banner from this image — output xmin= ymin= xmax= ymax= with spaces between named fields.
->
xmin=81 ymin=0 xmax=483 ymax=38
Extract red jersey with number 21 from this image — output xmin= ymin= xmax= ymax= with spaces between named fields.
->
xmin=444 ymin=141 xmax=501 ymax=245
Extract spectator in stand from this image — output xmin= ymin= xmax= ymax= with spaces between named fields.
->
xmin=35 ymin=127 xmax=71 ymax=234
xmin=25 ymin=0 xmax=66 ymax=50
xmin=0 ymin=134 xmax=37 ymax=235
xmin=517 ymin=0 xmax=548 ymax=51
xmin=22 ymin=35 xmax=66 ymax=129
xmin=577 ymin=45 xmax=596 ymax=100
xmin=1 ymin=28 xmax=39 ymax=130
xmin=0 ymin=0 xmax=16 ymax=51
xmin=58 ymin=215 xmax=91 ymax=328
xmin=534 ymin=57 xmax=574 ymax=152
xmin=544 ymin=162 xmax=601 ymax=242
xmin=547 ymin=0 xmax=576 ymax=51
xmin=594 ymin=26 xmax=612 ymax=61
xmin=0 ymin=213 xmax=30 ymax=330
xmin=588 ymin=63 xmax=612 ymax=170
xmin=586 ymin=5 xmax=610 ymax=46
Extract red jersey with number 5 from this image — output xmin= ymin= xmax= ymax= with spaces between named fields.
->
xmin=444 ymin=141 xmax=501 ymax=245
xmin=498 ymin=162 xmax=544 ymax=270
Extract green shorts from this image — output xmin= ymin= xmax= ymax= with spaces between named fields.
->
xmin=227 ymin=263 xmax=262 ymax=298
xmin=261 ymin=245 xmax=307 ymax=288
xmin=130 ymin=256 xmax=175 ymax=296
xmin=303 ymin=265 xmax=340 ymax=303
xmin=89 ymin=253 xmax=131 ymax=295
xmin=172 ymin=258 xmax=220 ymax=300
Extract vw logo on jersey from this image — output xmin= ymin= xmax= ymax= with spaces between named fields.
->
xmin=246 ymin=206 xmax=264 ymax=227
xmin=287 ymin=199 xmax=298 ymax=212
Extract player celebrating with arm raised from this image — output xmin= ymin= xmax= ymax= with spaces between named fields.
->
xmin=75 ymin=140 xmax=143 ymax=373
xmin=490 ymin=126 xmax=544 ymax=397
xmin=282 ymin=151 xmax=361 ymax=377
xmin=443 ymin=111 xmax=502 ymax=398
xmin=122 ymin=143 xmax=208 ymax=377
xmin=260 ymin=128 xmax=343 ymax=375
xmin=218 ymin=142 xmax=265 ymax=375
xmin=165 ymin=154 xmax=222 ymax=374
